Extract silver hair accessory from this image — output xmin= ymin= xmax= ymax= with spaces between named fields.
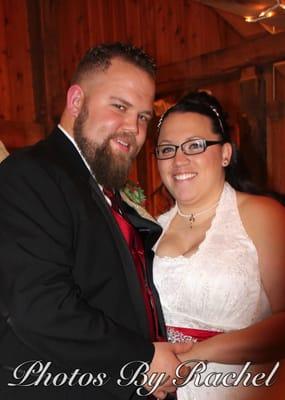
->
xmin=157 ymin=112 xmax=166 ymax=130
xmin=208 ymin=105 xmax=224 ymax=134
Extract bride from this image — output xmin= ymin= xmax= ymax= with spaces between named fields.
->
xmin=153 ymin=91 xmax=285 ymax=399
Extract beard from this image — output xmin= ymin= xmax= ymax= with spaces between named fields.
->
xmin=73 ymin=103 xmax=138 ymax=190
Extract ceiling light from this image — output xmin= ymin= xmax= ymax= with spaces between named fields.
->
xmin=245 ymin=0 xmax=284 ymax=22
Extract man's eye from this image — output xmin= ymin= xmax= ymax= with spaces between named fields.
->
xmin=139 ymin=114 xmax=149 ymax=123
xmin=113 ymin=104 xmax=126 ymax=111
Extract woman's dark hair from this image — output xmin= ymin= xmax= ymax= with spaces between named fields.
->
xmin=157 ymin=91 xmax=259 ymax=194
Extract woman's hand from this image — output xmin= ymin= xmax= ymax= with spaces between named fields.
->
xmin=176 ymin=342 xmax=201 ymax=364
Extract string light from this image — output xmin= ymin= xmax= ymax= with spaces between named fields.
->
xmin=245 ymin=0 xmax=285 ymax=22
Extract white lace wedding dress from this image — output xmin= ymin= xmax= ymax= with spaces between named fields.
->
xmin=153 ymin=183 xmax=282 ymax=399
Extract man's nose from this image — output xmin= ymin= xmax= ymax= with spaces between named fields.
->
xmin=122 ymin=114 xmax=139 ymax=135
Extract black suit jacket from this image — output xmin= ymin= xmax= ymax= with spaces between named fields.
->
xmin=0 ymin=128 xmax=164 ymax=399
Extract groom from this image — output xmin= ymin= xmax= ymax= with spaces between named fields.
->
xmin=0 ymin=43 xmax=190 ymax=399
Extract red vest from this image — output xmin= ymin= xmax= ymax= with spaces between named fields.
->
xmin=103 ymin=189 xmax=161 ymax=341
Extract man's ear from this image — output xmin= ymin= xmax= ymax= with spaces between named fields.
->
xmin=66 ymin=85 xmax=84 ymax=118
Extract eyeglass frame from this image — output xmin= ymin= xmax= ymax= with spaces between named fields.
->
xmin=154 ymin=138 xmax=224 ymax=160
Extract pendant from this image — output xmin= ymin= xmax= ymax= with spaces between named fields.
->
xmin=189 ymin=213 xmax=195 ymax=228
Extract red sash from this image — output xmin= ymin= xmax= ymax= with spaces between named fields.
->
xmin=167 ymin=325 xmax=222 ymax=342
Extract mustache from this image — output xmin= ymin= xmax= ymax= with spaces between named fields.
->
xmin=107 ymin=132 xmax=138 ymax=155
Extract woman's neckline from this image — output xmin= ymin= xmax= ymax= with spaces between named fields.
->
xmin=155 ymin=182 xmax=228 ymax=261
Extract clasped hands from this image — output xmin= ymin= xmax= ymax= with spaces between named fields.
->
xmin=145 ymin=341 xmax=194 ymax=399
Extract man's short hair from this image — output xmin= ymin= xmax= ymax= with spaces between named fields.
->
xmin=71 ymin=42 xmax=156 ymax=84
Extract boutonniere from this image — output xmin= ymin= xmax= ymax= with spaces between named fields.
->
xmin=120 ymin=180 xmax=156 ymax=223
xmin=122 ymin=180 xmax=146 ymax=206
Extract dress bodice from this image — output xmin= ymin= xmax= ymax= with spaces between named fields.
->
xmin=153 ymin=182 xmax=271 ymax=333
xmin=152 ymin=183 xmax=282 ymax=400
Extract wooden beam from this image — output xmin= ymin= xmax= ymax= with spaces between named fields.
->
xmin=157 ymin=32 xmax=285 ymax=95
xmin=239 ymin=66 xmax=267 ymax=187
xmin=37 ymin=1 xmax=64 ymax=132
xmin=26 ymin=0 xmax=47 ymax=127
xmin=215 ymin=9 xmax=264 ymax=38
xmin=268 ymin=100 xmax=285 ymax=120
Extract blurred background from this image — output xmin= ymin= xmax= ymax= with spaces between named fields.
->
xmin=0 ymin=0 xmax=284 ymax=215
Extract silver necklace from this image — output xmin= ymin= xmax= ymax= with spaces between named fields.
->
xmin=176 ymin=201 xmax=220 ymax=228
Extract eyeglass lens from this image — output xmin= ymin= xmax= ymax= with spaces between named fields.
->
xmin=156 ymin=138 xmax=205 ymax=159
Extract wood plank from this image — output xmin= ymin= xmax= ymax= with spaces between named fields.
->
xmin=124 ymin=0 xmax=141 ymax=45
xmin=26 ymin=0 xmax=47 ymax=126
xmin=57 ymin=0 xmax=90 ymax=89
xmin=153 ymin=0 xmax=241 ymax=66
xmin=94 ymin=0 xmax=116 ymax=43
xmin=139 ymin=0 xmax=156 ymax=57
xmin=265 ymin=66 xmax=285 ymax=194
xmin=156 ymin=31 xmax=285 ymax=95
xmin=267 ymin=100 xmax=285 ymax=119
xmin=87 ymin=0 xmax=105 ymax=44
xmin=153 ymin=0 xmax=171 ymax=65
xmin=215 ymin=9 xmax=264 ymax=37
xmin=267 ymin=115 xmax=285 ymax=194
xmin=168 ymin=0 xmax=187 ymax=63
xmin=169 ymin=0 xmax=187 ymax=64
xmin=195 ymin=0 xmax=273 ymax=18
xmin=186 ymin=1 xmax=241 ymax=58
xmin=39 ymin=0 xmax=64 ymax=132
xmin=4 ymin=0 xmax=35 ymax=121
xmin=239 ymin=66 xmax=267 ymax=187
xmin=0 ymin=0 xmax=11 ymax=120
xmin=0 ymin=120 xmax=44 ymax=149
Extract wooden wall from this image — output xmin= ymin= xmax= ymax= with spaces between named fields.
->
xmin=33 ymin=0 xmax=242 ymax=130
xmin=0 ymin=0 xmax=284 ymax=214
xmin=266 ymin=62 xmax=285 ymax=195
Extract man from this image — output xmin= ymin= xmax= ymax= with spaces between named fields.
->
xmin=0 ymin=43 xmax=190 ymax=399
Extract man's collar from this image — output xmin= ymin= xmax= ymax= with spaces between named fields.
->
xmin=57 ymin=124 xmax=111 ymax=206
xmin=58 ymin=124 xmax=93 ymax=175
xmin=57 ymin=125 xmax=156 ymax=220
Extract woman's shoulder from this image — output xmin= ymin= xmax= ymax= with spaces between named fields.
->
xmin=236 ymin=190 xmax=285 ymax=241
xmin=237 ymin=191 xmax=284 ymax=219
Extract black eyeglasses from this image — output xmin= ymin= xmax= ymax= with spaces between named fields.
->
xmin=154 ymin=138 xmax=223 ymax=160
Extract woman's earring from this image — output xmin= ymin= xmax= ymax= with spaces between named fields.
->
xmin=222 ymin=159 xmax=229 ymax=166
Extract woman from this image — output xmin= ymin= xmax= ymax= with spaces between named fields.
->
xmin=153 ymin=91 xmax=285 ymax=399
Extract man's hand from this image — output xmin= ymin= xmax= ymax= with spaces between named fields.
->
xmin=0 ymin=141 xmax=9 ymax=163
xmin=145 ymin=341 xmax=193 ymax=399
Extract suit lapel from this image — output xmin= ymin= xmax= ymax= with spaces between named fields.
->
xmin=122 ymin=202 xmax=161 ymax=250
xmin=88 ymin=178 xmax=151 ymax=338
xmin=46 ymin=128 xmax=163 ymax=338
xmin=121 ymin=200 xmax=166 ymax=338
